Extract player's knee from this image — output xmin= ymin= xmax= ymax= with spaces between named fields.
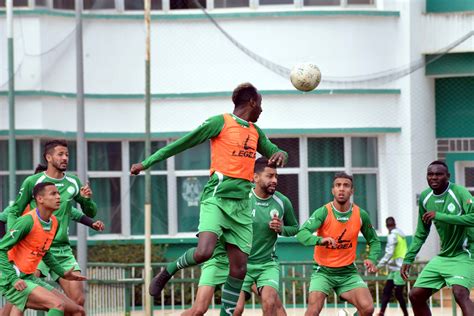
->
xmin=229 ymin=261 xmax=247 ymax=279
xmin=75 ymin=295 xmax=85 ymax=307
xmin=409 ymin=289 xmax=421 ymax=304
xmin=193 ymin=248 xmax=213 ymax=263
xmin=48 ymin=298 xmax=66 ymax=311
xmin=358 ymin=302 xmax=374 ymax=316
xmin=262 ymin=295 xmax=277 ymax=313
xmin=452 ymin=286 xmax=469 ymax=302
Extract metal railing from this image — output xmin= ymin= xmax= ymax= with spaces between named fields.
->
xmin=1 ymin=261 xmax=459 ymax=315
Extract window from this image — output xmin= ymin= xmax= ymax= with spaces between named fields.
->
xmin=88 ymin=142 xmax=122 ymax=171
xmin=84 ymin=0 xmax=115 ymax=9
xmin=53 ymin=0 xmax=74 ymax=9
xmin=0 ymin=0 xmax=28 ymax=7
xmin=177 ymin=176 xmax=208 ymax=232
xmin=171 ymin=0 xmax=206 ymax=9
xmin=260 ymin=0 xmax=293 ymax=4
xmin=214 ymin=0 xmax=249 ymax=8
xmin=308 ymin=138 xmax=344 ymax=167
xmin=270 ymin=138 xmax=299 ymax=167
xmin=130 ymin=175 xmax=168 ymax=234
xmin=124 ymin=0 xmax=162 ymax=10
xmin=277 ymin=174 xmax=299 ymax=220
xmin=0 ymin=175 xmax=29 ymax=211
xmin=129 ymin=141 xmax=168 ymax=235
xmin=0 ymin=140 xmax=33 ymax=171
xmin=304 ymin=0 xmax=340 ymax=6
xmin=89 ymin=177 xmax=122 ymax=234
xmin=175 ymin=141 xmax=210 ymax=170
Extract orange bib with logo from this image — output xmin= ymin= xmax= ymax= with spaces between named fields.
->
xmin=313 ymin=203 xmax=361 ymax=268
xmin=8 ymin=209 xmax=58 ymax=274
xmin=209 ymin=113 xmax=259 ymax=181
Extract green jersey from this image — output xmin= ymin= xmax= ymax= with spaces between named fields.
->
xmin=141 ymin=114 xmax=287 ymax=200
xmin=2 ymin=172 xmax=97 ymax=247
xmin=0 ymin=214 xmax=65 ymax=285
xmin=297 ymin=203 xmax=381 ymax=265
xmin=248 ymin=189 xmax=299 ymax=264
xmin=404 ymin=183 xmax=474 ymax=264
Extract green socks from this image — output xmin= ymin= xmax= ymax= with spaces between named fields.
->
xmin=47 ymin=309 xmax=64 ymax=316
xmin=166 ymin=247 xmax=197 ymax=275
xmin=220 ymin=276 xmax=244 ymax=316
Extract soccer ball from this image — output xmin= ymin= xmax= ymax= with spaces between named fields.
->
xmin=290 ymin=63 xmax=321 ymax=92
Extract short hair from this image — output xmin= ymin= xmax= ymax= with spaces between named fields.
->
xmin=232 ymin=83 xmax=259 ymax=108
xmin=33 ymin=182 xmax=56 ymax=200
xmin=333 ymin=172 xmax=353 ymax=185
xmin=254 ymin=157 xmax=276 ymax=174
xmin=428 ymin=160 xmax=449 ymax=172
xmin=43 ymin=139 xmax=68 ymax=161
xmin=386 ymin=216 xmax=396 ymax=226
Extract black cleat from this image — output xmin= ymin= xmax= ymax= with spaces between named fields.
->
xmin=149 ymin=269 xmax=172 ymax=297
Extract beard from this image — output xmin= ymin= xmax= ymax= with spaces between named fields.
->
xmin=52 ymin=160 xmax=68 ymax=172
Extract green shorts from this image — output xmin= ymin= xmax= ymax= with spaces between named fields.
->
xmin=198 ymin=197 xmax=253 ymax=255
xmin=414 ymin=253 xmax=474 ymax=290
xmin=388 ymin=270 xmax=405 ymax=286
xmin=309 ymin=265 xmax=367 ymax=297
xmin=198 ymin=256 xmax=229 ymax=287
xmin=242 ymin=261 xmax=280 ymax=294
xmin=0 ymin=273 xmax=54 ymax=311
xmin=37 ymin=245 xmax=81 ymax=281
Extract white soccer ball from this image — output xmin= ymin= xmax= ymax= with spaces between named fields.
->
xmin=290 ymin=63 xmax=321 ymax=92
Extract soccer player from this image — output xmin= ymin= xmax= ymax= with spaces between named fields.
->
xmin=182 ymin=157 xmax=298 ymax=316
xmin=1 ymin=139 xmax=98 ymax=310
xmin=130 ymin=83 xmax=288 ymax=315
xmin=401 ymin=160 xmax=474 ymax=316
xmin=297 ymin=172 xmax=381 ymax=316
xmin=376 ymin=217 xmax=409 ymax=316
xmin=0 ymin=182 xmax=87 ymax=315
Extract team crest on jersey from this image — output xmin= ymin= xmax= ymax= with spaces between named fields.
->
xmin=181 ymin=177 xmax=202 ymax=207
xmin=447 ymin=203 xmax=456 ymax=213
xmin=270 ymin=209 xmax=279 ymax=218
xmin=67 ymin=186 xmax=75 ymax=195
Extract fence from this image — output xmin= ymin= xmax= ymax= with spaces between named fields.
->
xmin=9 ymin=260 xmax=455 ymax=315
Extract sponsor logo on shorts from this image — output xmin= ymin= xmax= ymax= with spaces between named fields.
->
xmin=452 ymin=276 xmax=465 ymax=279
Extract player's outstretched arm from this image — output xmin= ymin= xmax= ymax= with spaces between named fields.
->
xmin=131 ymin=115 xmax=224 ymax=174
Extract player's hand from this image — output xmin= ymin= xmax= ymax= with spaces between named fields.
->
xmin=364 ymin=259 xmax=377 ymax=273
xmin=269 ymin=152 xmax=286 ymax=167
xmin=269 ymin=215 xmax=282 ymax=233
xmin=80 ymin=182 xmax=92 ymax=198
xmin=92 ymin=220 xmax=105 ymax=231
xmin=13 ymin=279 xmax=27 ymax=291
xmin=422 ymin=211 xmax=436 ymax=224
xmin=63 ymin=268 xmax=87 ymax=281
xmin=400 ymin=263 xmax=411 ymax=281
xmin=319 ymin=237 xmax=336 ymax=248
xmin=130 ymin=163 xmax=144 ymax=175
